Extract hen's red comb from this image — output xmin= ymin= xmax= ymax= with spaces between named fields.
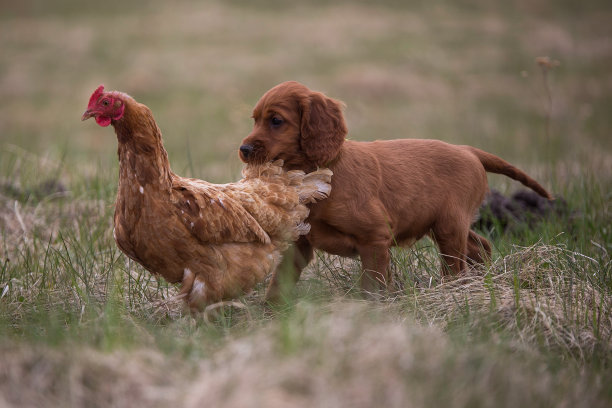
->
xmin=87 ymin=85 xmax=105 ymax=108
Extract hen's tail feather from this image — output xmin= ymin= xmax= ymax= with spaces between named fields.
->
xmin=298 ymin=168 xmax=333 ymax=204
xmin=466 ymin=146 xmax=553 ymax=200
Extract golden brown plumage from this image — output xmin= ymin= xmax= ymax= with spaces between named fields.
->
xmin=82 ymin=85 xmax=332 ymax=310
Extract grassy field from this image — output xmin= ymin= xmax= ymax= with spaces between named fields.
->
xmin=1 ymin=0 xmax=611 ymax=406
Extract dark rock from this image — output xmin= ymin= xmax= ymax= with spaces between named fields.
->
xmin=474 ymin=189 xmax=572 ymax=234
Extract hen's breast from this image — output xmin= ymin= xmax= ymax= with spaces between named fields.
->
xmin=113 ymin=190 xmax=189 ymax=283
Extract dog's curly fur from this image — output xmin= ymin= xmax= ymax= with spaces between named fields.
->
xmin=240 ymin=81 xmax=552 ymax=299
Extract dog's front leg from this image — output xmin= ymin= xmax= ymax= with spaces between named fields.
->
xmin=265 ymin=236 xmax=313 ymax=303
xmin=358 ymin=242 xmax=392 ymax=295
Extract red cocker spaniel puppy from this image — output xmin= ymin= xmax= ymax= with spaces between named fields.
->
xmin=239 ymin=81 xmax=552 ymax=299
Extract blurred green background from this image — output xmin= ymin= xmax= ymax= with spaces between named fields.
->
xmin=2 ymin=0 xmax=610 ymax=189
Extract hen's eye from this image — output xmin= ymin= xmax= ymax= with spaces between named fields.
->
xmin=271 ymin=116 xmax=283 ymax=127
xmin=102 ymin=99 xmax=110 ymax=107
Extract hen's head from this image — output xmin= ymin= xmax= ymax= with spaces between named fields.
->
xmin=81 ymin=85 xmax=126 ymax=127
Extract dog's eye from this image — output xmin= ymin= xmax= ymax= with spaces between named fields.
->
xmin=270 ymin=116 xmax=283 ymax=127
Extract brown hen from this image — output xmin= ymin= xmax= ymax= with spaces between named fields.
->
xmin=82 ymin=85 xmax=332 ymax=310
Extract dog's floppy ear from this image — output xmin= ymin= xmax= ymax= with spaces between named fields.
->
xmin=299 ymin=91 xmax=347 ymax=166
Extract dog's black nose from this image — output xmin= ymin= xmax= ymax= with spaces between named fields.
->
xmin=239 ymin=144 xmax=253 ymax=159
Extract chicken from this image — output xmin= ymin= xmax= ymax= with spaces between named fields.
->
xmin=81 ymin=85 xmax=332 ymax=311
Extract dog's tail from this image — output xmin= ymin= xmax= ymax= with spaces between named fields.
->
xmin=466 ymin=146 xmax=553 ymax=200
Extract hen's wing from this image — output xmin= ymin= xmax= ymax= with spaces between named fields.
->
xmin=171 ymin=177 xmax=271 ymax=245
xmin=219 ymin=179 xmax=304 ymax=241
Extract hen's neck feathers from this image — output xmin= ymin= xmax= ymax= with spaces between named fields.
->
xmin=112 ymin=95 xmax=174 ymax=193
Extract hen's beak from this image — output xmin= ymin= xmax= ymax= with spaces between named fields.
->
xmin=81 ymin=110 xmax=94 ymax=121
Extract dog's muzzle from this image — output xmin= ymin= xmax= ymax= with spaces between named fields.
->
xmin=239 ymin=144 xmax=254 ymax=160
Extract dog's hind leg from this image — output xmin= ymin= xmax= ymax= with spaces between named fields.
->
xmin=466 ymin=229 xmax=492 ymax=266
xmin=431 ymin=218 xmax=470 ymax=276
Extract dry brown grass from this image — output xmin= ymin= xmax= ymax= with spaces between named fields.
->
xmin=183 ymin=301 xmax=610 ymax=408
xmin=0 ymin=343 xmax=184 ymax=408
xmin=2 ymin=297 xmax=609 ymax=408
xmin=310 ymin=243 xmax=612 ymax=360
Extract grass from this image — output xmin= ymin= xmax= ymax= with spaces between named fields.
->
xmin=1 ymin=0 xmax=612 ymax=406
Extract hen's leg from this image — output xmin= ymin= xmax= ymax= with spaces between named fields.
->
xmin=265 ymin=236 xmax=313 ymax=303
xmin=180 ymin=269 xmax=210 ymax=313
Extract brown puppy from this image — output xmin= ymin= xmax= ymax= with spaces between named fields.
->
xmin=239 ymin=81 xmax=552 ymax=299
